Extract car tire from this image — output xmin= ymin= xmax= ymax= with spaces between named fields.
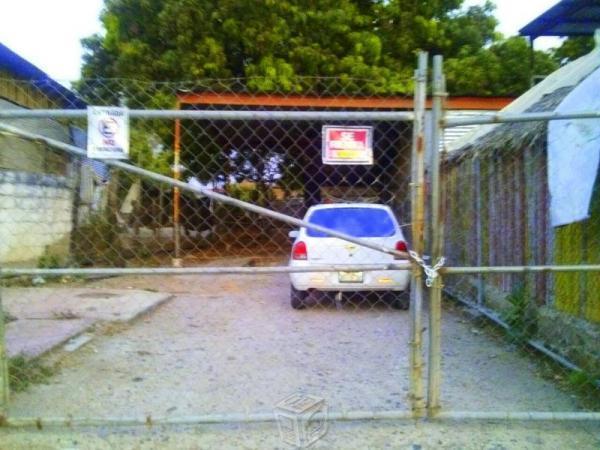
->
xmin=291 ymin=286 xmax=308 ymax=310
xmin=388 ymin=290 xmax=410 ymax=310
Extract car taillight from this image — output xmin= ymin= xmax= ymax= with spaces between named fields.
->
xmin=292 ymin=241 xmax=308 ymax=260
xmin=394 ymin=241 xmax=408 ymax=259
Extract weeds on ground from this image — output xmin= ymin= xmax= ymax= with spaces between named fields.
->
xmin=37 ymin=251 xmax=62 ymax=269
xmin=536 ymin=358 xmax=600 ymax=410
xmin=446 ymin=294 xmax=600 ymax=411
xmin=8 ymin=356 xmax=58 ymax=393
xmin=502 ymin=283 xmax=538 ymax=343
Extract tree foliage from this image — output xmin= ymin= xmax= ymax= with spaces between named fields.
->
xmin=445 ymin=36 xmax=558 ymax=96
xmin=553 ymin=36 xmax=595 ymax=66
xmin=82 ymin=0 xmax=558 ymax=97
xmin=78 ymin=0 xmax=573 ymax=184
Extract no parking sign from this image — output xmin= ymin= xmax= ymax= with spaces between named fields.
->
xmin=322 ymin=126 xmax=373 ymax=165
xmin=87 ymin=106 xmax=130 ymax=159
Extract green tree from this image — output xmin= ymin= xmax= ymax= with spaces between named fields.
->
xmin=445 ymin=36 xmax=558 ymax=96
xmin=81 ymin=0 xmax=508 ymax=95
xmin=553 ymin=36 xmax=595 ymax=66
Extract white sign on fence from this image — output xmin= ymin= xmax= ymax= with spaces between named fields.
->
xmin=87 ymin=106 xmax=130 ymax=159
xmin=322 ymin=125 xmax=373 ymax=165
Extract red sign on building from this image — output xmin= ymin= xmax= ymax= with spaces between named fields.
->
xmin=322 ymin=126 xmax=373 ymax=165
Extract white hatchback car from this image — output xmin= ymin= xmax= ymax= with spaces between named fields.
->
xmin=288 ymin=203 xmax=410 ymax=309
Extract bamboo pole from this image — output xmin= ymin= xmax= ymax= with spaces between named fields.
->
xmin=427 ymin=55 xmax=446 ymax=417
xmin=408 ymin=51 xmax=428 ymax=417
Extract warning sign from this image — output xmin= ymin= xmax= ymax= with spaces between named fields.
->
xmin=87 ymin=106 xmax=130 ymax=159
xmin=322 ymin=126 xmax=373 ymax=165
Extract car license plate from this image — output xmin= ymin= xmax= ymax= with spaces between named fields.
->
xmin=338 ymin=271 xmax=363 ymax=283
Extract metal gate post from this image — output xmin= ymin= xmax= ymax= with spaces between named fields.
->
xmin=427 ymin=55 xmax=447 ymax=416
xmin=409 ymin=51 xmax=428 ymax=417
xmin=0 ymin=280 xmax=9 ymax=417
xmin=172 ymin=108 xmax=182 ymax=267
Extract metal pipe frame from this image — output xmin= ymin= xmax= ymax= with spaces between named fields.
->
xmin=0 ymin=264 xmax=412 ymax=279
xmin=0 ymin=109 xmax=414 ymax=122
xmin=3 ymin=410 xmax=599 ymax=429
xmin=0 ymin=122 xmax=408 ymax=260
xmin=172 ymin=109 xmax=182 ymax=267
xmin=442 ymin=264 xmax=600 ymax=274
xmin=3 ymin=264 xmax=600 ymax=280
xmin=408 ymin=51 xmax=428 ymax=417
xmin=445 ymin=110 xmax=600 ymax=127
xmin=426 ymin=55 xmax=446 ymax=417
xmin=0 ymin=285 xmax=8 ymax=414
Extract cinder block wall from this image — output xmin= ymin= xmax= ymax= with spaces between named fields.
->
xmin=0 ymin=171 xmax=73 ymax=265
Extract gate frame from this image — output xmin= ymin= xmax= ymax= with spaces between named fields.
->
xmin=2 ymin=53 xmax=600 ymax=425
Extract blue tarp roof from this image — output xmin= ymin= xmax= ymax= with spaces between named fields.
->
xmin=519 ymin=0 xmax=600 ymax=38
xmin=0 ymin=42 xmax=86 ymax=108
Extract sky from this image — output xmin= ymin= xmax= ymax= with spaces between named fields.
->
xmin=0 ymin=0 xmax=561 ymax=83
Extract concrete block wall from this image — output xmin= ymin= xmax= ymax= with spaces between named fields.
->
xmin=0 ymin=170 xmax=74 ymax=265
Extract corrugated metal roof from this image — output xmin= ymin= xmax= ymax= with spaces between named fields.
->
xmin=0 ymin=42 xmax=85 ymax=108
xmin=448 ymin=46 xmax=600 ymax=152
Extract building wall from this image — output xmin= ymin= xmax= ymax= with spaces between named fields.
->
xmin=0 ymin=171 xmax=73 ymax=265
xmin=0 ymin=79 xmax=76 ymax=265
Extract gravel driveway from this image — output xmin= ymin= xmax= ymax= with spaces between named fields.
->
xmin=7 ymin=273 xmax=581 ymax=420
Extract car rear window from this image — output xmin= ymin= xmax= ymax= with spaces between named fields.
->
xmin=306 ymin=207 xmax=396 ymax=237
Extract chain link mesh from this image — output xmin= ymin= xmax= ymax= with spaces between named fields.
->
xmin=1 ymin=73 xmax=599 ymax=424
xmin=0 ymin=77 xmax=417 ymax=421
xmin=442 ymin=104 xmax=600 ymax=412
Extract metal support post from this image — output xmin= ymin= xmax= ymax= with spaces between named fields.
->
xmin=409 ymin=51 xmax=428 ymax=417
xmin=172 ymin=109 xmax=182 ymax=267
xmin=0 ymin=281 xmax=9 ymax=416
xmin=427 ymin=55 xmax=446 ymax=417
xmin=474 ymin=156 xmax=484 ymax=305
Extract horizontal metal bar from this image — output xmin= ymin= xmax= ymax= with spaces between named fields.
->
xmin=436 ymin=411 xmax=600 ymax=421
xmin=446 ymin=290 xmax=600 ymax=388
xmin=2 ymin=410 xmax=415 ymax=428
xmin=0 ymin=109 xmax=414 ymax=122
xmin=0 ymin=122 xmax=407 ymax=260
xmin=445 ymin=110 xmax=600 ymax=127
xmin=4 ymin=264 xmax=598 ymax=279
xmin=3 ymin=409 xmax=598 ymax=428
xmin=0 ymin=264 xmax=412 ymax=279
xmin=442 ymin=264 xmax=600 ymax=274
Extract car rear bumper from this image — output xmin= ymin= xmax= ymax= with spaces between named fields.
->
xmin=290 ymin=268 xmax=410 ymax=292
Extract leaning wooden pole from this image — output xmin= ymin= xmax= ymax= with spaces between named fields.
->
xmin=427 ymin=55 xmax=447 ymax=417
xmin=408 ymin=51 xmax=428 ymax=417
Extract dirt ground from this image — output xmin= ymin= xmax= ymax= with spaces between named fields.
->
xmin=2 ymin=273 xmax=599 ymax=448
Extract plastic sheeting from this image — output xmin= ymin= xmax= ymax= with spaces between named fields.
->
xmin=548 ymin=66 xmax=600 ymax=227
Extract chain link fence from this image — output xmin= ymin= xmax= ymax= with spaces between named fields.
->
xmin=1 ymin=54 xmax=600 ymax=428
xmin=441 ymin=83 xmax=600 ymax=415
xmin=0 ymin=73 xmax=423 ymax=426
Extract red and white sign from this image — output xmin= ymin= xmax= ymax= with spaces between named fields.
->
xmin=322 ymin=126 xmax=373 ymax=165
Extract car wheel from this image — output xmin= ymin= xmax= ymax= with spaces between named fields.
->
xmin=290 ymin=286 xmax=308 ymax=310
xmin=387 ymin=290 xmax=410 ymax=310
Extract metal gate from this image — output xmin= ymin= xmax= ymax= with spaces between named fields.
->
xmin=1 ymin=53 xmax=599 ymax=431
